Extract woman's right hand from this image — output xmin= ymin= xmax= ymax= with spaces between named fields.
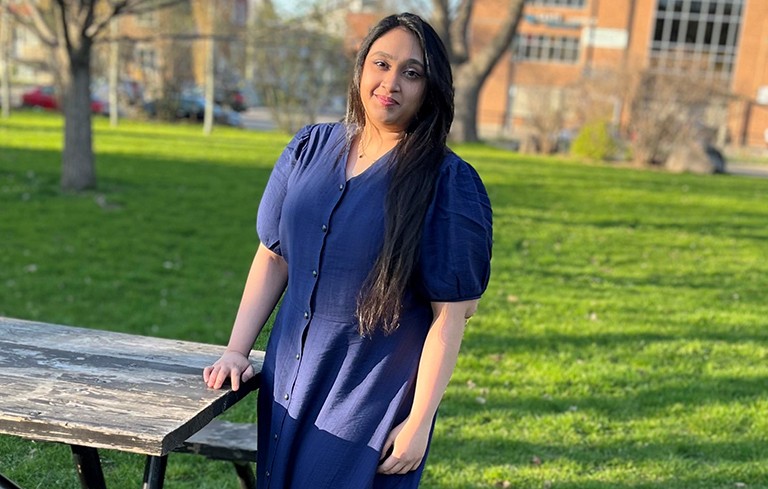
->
xmin=203 ymin=350 xmax=255 ymax=391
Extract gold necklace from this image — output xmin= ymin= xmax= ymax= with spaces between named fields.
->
xmin=358 ymin=134 xmax=368 ymax=159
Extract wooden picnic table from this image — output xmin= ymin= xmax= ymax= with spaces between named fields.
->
xmin=0 ymin=316 xmax=263 ymax=489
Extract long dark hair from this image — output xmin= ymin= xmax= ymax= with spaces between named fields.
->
xmin=346 ymin=13 xmax=454 ymax=336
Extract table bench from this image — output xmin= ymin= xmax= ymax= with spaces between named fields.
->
xmin=0 ymin=317 xmax=263 ymax=489
xmin=173 ymin=420 xmax=258 ymax=489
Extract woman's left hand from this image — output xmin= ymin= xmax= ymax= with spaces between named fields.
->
xmin=377 ymin=417 xmax=431 ymax=475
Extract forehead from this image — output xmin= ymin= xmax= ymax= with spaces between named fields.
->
xmin=367 ymin=27 xmax=424 ymax=63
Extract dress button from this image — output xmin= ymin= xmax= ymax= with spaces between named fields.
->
xmin=284 ymin=393 xmax=290 ymax=400
xmin=303 ymin=311 xmax=309 ymax=319
xmin=266 ymin=471 xmax=270 ymax=477
xmin=321 ymin=224 xmax=328 ymax=232
xmin=274 ymin=433 xmax=278 ymax=440
xmin=295 ymin=353 xmax=301 ymax=360
xmin=312 ymin=269 xmax=318 ymax=277
xmin=339 ymin=184 xmax=344 ymax=191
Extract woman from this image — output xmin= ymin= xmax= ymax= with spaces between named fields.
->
xmin=203 ymin=12 xmax=492 ymax=488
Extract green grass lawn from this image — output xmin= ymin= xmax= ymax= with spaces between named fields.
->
xmin=1 ymin=111 xmax=767 ymax=488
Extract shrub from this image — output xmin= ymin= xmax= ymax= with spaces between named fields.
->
xmin=571 ymin=120 xmax=618 ymax=161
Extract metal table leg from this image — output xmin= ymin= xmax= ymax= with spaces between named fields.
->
xmin=233 ymin=462 xmax=256 ymax=489
xmin=70 ymin=445 xmax=107 ymax=489
xmin=142 ymin=455 xmax=168 ymax=489
xmin=0 ymin=473 xmax=23 ymax=489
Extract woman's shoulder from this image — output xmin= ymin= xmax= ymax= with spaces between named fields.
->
xmin=289 ymin=122 xmax=347 ymax=162
xmin=435 ymin=150 xmax=487 ymax=192
xmin=295 ymin=122 xmax=346 ymax=145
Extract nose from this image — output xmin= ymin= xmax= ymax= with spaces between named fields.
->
xmin=381 ymin=71 xmax=400 ymax=92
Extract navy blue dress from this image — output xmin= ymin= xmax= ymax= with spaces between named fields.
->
xmin=255 ymin=123 xmax=492 ymax=489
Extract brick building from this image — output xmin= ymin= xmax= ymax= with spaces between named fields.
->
xmin=347 ymin=0 xmax=767 ymax=149
xmin=1 ymin=0 xmax=248 ymax=102
xmin=475 ymin=0 xmax=768 ymax=149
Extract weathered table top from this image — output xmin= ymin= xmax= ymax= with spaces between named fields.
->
xmin=0 ymin=317 xmax=263 ymax=456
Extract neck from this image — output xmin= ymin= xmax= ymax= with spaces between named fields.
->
xmin=358 ymin=125 xmax=402 ymax=159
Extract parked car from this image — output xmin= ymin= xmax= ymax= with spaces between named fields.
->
xmin=21 ymin=86 xmax=57 ymax=110
xmin=142 ymin=87 xmax=242 ymax=126
xmin=178 ymin=88 xmax=241 ymax=126
xmin=215 ymin=87 xmax=247 ymax=112
xmin=21 ymin=86 xmax=108 ymax=114
xmin=91 ymin=79 xmax=145 ymax=108
xmin=177 ymin=88 xmax=223 ymax=120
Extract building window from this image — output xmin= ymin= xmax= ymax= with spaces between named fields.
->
xmin=513 ymin=34 xmax=580 ymax=63
xmin=136 ymin=11 xmax=158 ymax=27
xmin=136 ymin=46 xmax=157 ymax=71
xmin=350 ymin=0 xmax=381 ymax=11
xmin=529 ymin=0 xmax=586 ymax=7
xmin=649 ymin=0 xmax=744 ymax=81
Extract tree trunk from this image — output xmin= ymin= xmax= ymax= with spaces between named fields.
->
xmin=435 ymin=0 xmax=526 ymax=143
xmin=452 ymin=75 xmax=480 ymax=142
xmin=61 ymin=52 xmax=96 ymax=191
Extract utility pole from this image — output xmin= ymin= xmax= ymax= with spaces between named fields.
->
xmin=1 ymin=0 xmax=11 ymax=119
xmin=244 ymin=0 xmax=256 ymax=84
xmin=202 ymin=0 xmax=215 ymax=136
xmin=109 ymin=18 xmax=119 ymax=127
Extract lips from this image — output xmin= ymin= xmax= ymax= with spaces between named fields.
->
xmin=375 ymin=94 xmax=397 ymax=107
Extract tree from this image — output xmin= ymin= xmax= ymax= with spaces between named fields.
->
xmin=432 ymin=0 xmax=526 ymax=142
xmin=626 ymin=68 xmax=726 ymax=167
xmin=524 ymin=85 xmax=570 ymax=154
xmin=250 ymin=1 xmax=349 ymax=134
xmin=11 ymin=0 xmax=183 ymax=191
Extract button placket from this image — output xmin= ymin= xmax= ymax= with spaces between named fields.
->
xmin=264 ymin=158 xmax=356 ymax=489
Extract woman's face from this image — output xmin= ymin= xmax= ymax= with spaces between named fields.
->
xmin=359 ymin=27 xmax=427 ymax=133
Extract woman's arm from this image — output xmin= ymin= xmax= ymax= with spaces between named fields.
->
xmin=377 ymin=299 xmax=478 ymax=474
xmin=203 ymin=243 xmax=288 ymax=391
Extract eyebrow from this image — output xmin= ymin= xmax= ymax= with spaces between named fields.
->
xmin=370 ymin=51 xmax=425 ymax=69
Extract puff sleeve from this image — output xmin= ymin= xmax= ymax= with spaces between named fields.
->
xmin=417 ymin=154 xmax=493 ymax=302
xmin=256 ymin=125 xmax=312 ymax=255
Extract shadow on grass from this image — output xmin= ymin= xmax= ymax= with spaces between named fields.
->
xmin=430 ymin=427 xmax=768 ymax=488
xmin=0 ymin=146 xmax=275 ymax=336
xmin=0 ymin=122 xmax=64 ymax=136
xmin=526 ymin=267 xmax=767 ymax=294
xmin=445 ymin=369 xmax=768 ymax=418
xmin=484 ymin=178 xmax=768 ymax=242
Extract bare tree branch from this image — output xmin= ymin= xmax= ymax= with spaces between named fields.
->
xmin=54 ymin=0 xmax=74 ymax=52
xmin=449 ymin=0 xmax=472 ymax=64
xmin=84 ymin=0 xmax=128 ymax=38
xmin=11 ymin=1 xmax=57 ymax=46
xmin=79 ymin=1 xmax=96 ymax=44
xmin=460 ymin=0 xmax=524 ymax=83
xmin=431 ymin=0 xmax=451 ymax=56
xmin=473 ymin=0 xmax=525 ymax=77
xmin=121 ymin=0 xmax=187 ymax=15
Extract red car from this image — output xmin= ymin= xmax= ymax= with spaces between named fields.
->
xmin=21 ymin=86 xmax=107 ymax=114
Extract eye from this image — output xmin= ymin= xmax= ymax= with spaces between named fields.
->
xmin=403 ymin=69 xmax=422 ymax=80
xmin=373 ymin=60 xmax=389 ymax=70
